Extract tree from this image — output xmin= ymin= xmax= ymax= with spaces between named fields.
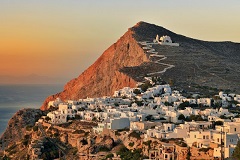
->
xmin=220 ymin=115 xmax=228 ymax=119
xmin=186 ymin=147 xmax=191 ymax=160
xmin=106 ymin=153 xmax=114 ymax=159
xmin=214 ymin=121 xmax=223 ymax=126
xmin=139 ymin=81 xmax=152 ymax=92
xmin=186 ymin=115 xmax=204 ymax=122
xmin=97 ymin=108 xmax=103 ymax=112
xmin=75 ymin=115 xmax=81 ymax=120
xmin=92 ymin=117 xmax=97 ymax=121
xmin=178 ymin=114 xmax=186 ymax=121
xmin=2 ymin=155 xmax=10 ymax=160
xmin=145 ymin=115 xmax=153 ymax=121
xmin=45 ymin=116 xmax=51 ymax=122
xmin=33 ymin=126 xmax=38 ymax=132
xmin=164 ymin=102 xmax=172 ymax=106
xmin=78 ymin=107 xmax=85 ymax=111
xmin=178 ymin=101 xmax=190 ymax=110
xmin=168 ymin=78 xmax=175 ymax=86
xmin=135 ymin=101 xmax=143 ymax=106
xmin=232 ymin=140 xmax=240 ymax=159
xmin=133 ymin=89 xmax=141 ymax=95
xmin=117 ymin=146 xmax=143 ymax=160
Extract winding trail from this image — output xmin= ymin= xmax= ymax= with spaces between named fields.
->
xmin=139 ymin=41 xmax=175 ymax=76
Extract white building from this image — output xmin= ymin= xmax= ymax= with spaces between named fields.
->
xmin=113 ymin=87 xmax=136 ymax=98
xmin=48 ymin=97 xmax=62 ymax=108
xmin=93 ymin=117 xmax=130 ymax=133
xmin=197 ymin=98 xmax=211 ymax=106
xmin=58 ymin=103 xmax=75 ymax=118
xmin=153 ymin=35 xmax=179 ymax=46
xmin=145 ymin=123 xmax=189 ymax=139
xmin=47 ymin=111 xmax=67 ymax=124
xmin=234 ymin=94 xmax=240 ymax=103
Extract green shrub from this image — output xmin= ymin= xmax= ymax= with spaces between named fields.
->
xmin=75 ymin=115 xmax=81 ymax=119
xmin=199 ymin=147 xmax=211 ymax=152
xmin=99 ymin=146 xmax=110 ymax=152
xmin=78 ymin=107 xmax=85 ymax=111
xmin=135 ymin=101 xmax=143 ymax=106
xmin=22 ymin=139 xmax=29 ymax=146
xmin=115 ymin=131 xmax=120 ymax=136
xmin=80 ymin=139 xmax=88 ymax=145
xmin=26 ymin=125 xmax=33 ymax=131
xmin=33 ymin=126 xmax=38 ymax=132
xmin=117 ymin=146 xmax=143 ymax=160
xmin=178 ymin=114 xmax=186 ymax=121
xmin=5 ymin=144 xmax=17 ymax=152
xmin=128 ymin=142 xmax=134 ymax=147
xmin=72 ymin=129 xmax=85 ymax=134
xmin=143 ymin=140 xmax=152 ymax=147
xmin=133 ymin=89 xmax=141 ymax=95
xmin=128 ymin=131 xmax=141 ymax=140
xmin=106 ymin=153 xmax=114 ymax=159
xmin=45 ymin=116 xmax=51 ymax=121
xmin=53 ymin=132 xmax=59 ymax=137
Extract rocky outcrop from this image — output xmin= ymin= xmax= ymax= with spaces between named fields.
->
xmin=41 ymin=26 xmax=149 ymax=110
xmin=0 ymin=109 xmax=43 ymax=151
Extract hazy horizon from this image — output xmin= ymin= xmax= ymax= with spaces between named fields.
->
xmin=1 ymin=0 xmax=240 ymax=84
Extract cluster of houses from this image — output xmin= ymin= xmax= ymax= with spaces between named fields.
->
xmin=45 ymin=80 xmax=240 ymax=159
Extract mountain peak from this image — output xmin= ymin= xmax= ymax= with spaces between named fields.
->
xmin=41 ymin=22 xmax=240 ymax=110
xmin=133 ymin=21 xmax=149 ymax=27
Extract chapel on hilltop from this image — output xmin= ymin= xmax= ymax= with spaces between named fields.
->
xmin=154 ymin=35 xmax=179 ymax=46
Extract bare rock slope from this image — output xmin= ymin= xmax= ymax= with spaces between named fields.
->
xmin=0 ymin=109 xmax=43 ymax=150
xmin=41 ymin=21 xmax=240 ymax=110
xmin=41 ymin=23 xmax=149 ymax=110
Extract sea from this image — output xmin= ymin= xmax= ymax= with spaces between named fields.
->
xmin=0 ymin=84 xmax=63 ymax=136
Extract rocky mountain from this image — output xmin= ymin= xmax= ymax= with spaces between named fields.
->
xmin=0 ymin=109 xmax=43 ymax=151
xmin=41 ymin=21 xmax=240 ymax=110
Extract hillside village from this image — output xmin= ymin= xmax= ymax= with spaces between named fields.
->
xmin=2 ymin=75 xmax=239 ymax=160
xmin=1 ymin=35 xmax=240 ymax=160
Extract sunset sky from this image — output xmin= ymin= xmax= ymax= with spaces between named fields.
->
xmin=1 ymin=0 xmax=240 ymax=84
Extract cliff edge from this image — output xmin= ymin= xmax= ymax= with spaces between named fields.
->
xmin=41 ymin=22 xmax=149 ymax=110
xmin=0 ymin=108 xmax=43 ymax=151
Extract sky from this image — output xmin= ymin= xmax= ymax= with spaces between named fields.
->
xmin=0 ymin=0 xmax=240 ymax=84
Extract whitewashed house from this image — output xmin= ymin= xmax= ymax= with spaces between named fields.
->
xmin=48 ymin=97 xmax=62 ymax=108
xmin=113 ymin=87 xmax=136 ymax=98
xmin=197 ymin=98 xmax=211 ymax=106
xmin=181 ymin=98 xmax=197 ymax=104
xmin=185 ymin=130 xmax=211 ymax=147
xmin=58 ymin=103 xmax=75 ymax=118
xmin=93 ymin=117 xmax=130 ymax=133
xmin=47 ymin=111 xmax=67 ymax=124
xmin=234 ymin=94 xmax=240 ymax=103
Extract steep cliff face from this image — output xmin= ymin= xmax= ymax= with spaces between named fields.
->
xmin=41 ymin=26 xmax=149 ymax=110
xmin=0 ymin=109 xmax=43 ymax=151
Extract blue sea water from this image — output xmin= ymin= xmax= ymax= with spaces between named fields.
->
xmin=0 ymin=84 xmax=63 ymax=136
